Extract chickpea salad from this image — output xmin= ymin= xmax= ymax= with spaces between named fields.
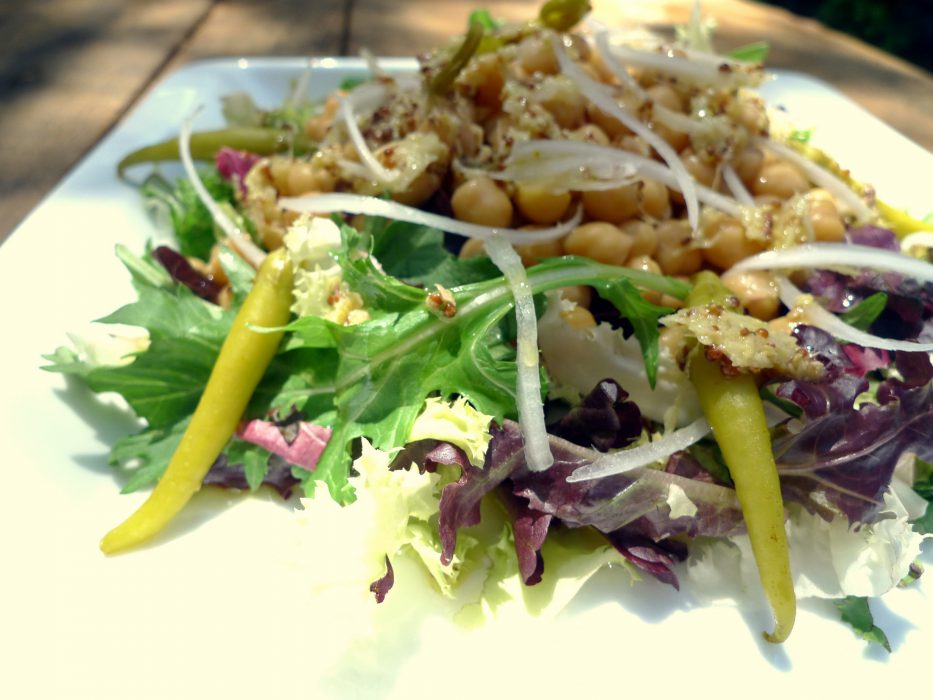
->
xmin=43 ymin=1 xmax=933 ymax=649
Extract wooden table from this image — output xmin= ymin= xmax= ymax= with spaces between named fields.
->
xmin=2 ymin=0 xmax=931 ymax=243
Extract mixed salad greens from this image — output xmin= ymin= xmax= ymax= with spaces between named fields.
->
xmin=44 ymin=0 xmax=932 ymax=649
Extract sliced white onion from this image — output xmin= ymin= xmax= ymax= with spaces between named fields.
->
xmin=484 ymin=234 xmax=553 ymax=472
xmin=601 ymin=39 xmax=765 ymax=89
xmin=722 ymin=161 xmax=755 ymax=206
xmin=339 ymin=87 xmax=397 ymax=184
xmin=593 ymin=32 xmax=647 ymax=100
xmin=179 ymin=106 xmax=266 ymax=268
xmin=500 ymin=140 xmax=743 ymax=216
xmin=583 ymin=41 xmax=728 ymax=144
xmin=756 ymin=137 xmax=873 ymax=223
xmin=732 ymin=243 xmax=933 ymax=284
xmin=776 ymin=276 xmax=933 ymax=352
xmin=567 ymin=417 xmax=711 ymax=483
xmin=279 ymin=192 xmax=583 ymax=244
xmin=552 ymin=37 xmax=702 ymax=231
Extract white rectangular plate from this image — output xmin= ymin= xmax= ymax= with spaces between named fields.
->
xmin=0 ymin=58 xmax=930 ymax=700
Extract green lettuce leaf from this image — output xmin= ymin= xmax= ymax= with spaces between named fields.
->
xmin=141 ymin=170 xmax=234 ymax=260
xmin=47 ymin=222 xmax=687 ymax=509
xmin=833 ymin=596 xmax=892 ymax=652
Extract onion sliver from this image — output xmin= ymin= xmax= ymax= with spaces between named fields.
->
xmin=602 ymin=41 xmax=763 ymax=89
xmin=552 ymin=37 xmax=702 ymax=231
xmin=279 ymin=193 xmax=583 ymax=244
xmin=567 ymin=417 xmax=711 ymax=482
xmin=339 ymin=87 xmax=397 ymax=184
xmin=776 ymin=276 xmax=933 ymax=352
xmin=593 ymin=32 xmax=647 ymax=99
xmin=722 ymin=162 xmax=755 ymax=206
xmin=484 ymin=234 xmax=553 ymax=472
xmin=756 ymin=137 xmax=873 ymax=223
xmin=732 ymin=243 xmax=933 ymax=284
xmin=500 ymin=140 xmax=743 ymax=216
xmin=179 ymin=106 xmax=266 ymax=268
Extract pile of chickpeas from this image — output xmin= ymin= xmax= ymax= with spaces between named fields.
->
xmin=256 ymin=29 xmax=852 ymax=336
xmin=442 ymin=32 xmax=849 ymax=335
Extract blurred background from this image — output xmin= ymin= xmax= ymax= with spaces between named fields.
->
xmin=763 ymin=0 xmax=933 ymax=73
xmin=1 ymin=0 xmax=931 ymax=243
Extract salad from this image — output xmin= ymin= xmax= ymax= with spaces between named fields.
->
xmin=43 ymin=0 xmax=932 ymax=649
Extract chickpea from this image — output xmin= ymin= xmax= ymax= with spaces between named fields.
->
xmin=587 ymin=103 xmax=632 ymax=139
xmin=569 ymin=123 xmax=611 ymax=146
xmin=560 ymin=305 xmax=597 ymax=330
xmin=536 ymin=77 xmax=586 ymax=128
xmin=565 ymin=33 xmax=592 ymax=63
xmin=720 ymin=268 xmax=780 ymax=320
xmin=459 ymin=237 xmax=486 ymax=259
xmin=513 ymin=237 xmax=564 ymax=267
xmin=701 ymin=214 xmax=765 ymax=270
xmin=518 ymin=35 xmax=559 ymax=75
xmin=286 ymin=161 xmax=319 ymax=196
xmin=640 ymin=178 xmax=671 ymax=219
xmin=654 ymin=220 xmax=702 ymax=276
xmin=625 ymin=254 xmax=663 ymax=303
xmin=615 ymin=134 xmax=651 ymax=158
xmin=651 ymin=121 xmax=689 ymax=151
xmin=659 ymin=293 xmax=685 ymax=309
xmin=205 ymin=245 xmax=230 ymax=287
xmin=463 ymin=53 xmax=504 ymax=110
xmin=620 ymin=220 xmax=657 ymax=258
xmin=392 ymin=170 xmax=441 ymax=207
xmin=564 ymin=222 xmax=634 ymax=265
xmin=768 ymin=307 xmax=806 ymax=336
xmin=646 ymin=86 xmax=689 ymax=150
xmin=753 ymin=160 xmax=810 ymax=199
xmin=681 ymin=149 xmax=717 ymax=187
xmin=646 ymin=83 xmax=686 ymax=113
xmin=559 ymin=285 xmax=592 ymax=307
xmin=733 ymin=96 xmax=768 ymax=136
xmin=216 ymin=285 xmax=235 ymax=310
xmin=807 ymin=191 xmax=846 ymax=242
xmin=451 ymin=177 xmax=513 ymax=227
xmin=581 ymin=183 xmax=640 ymax=223
xmin=514 ymin=183 xmax=572 ymax=225
xmin=311 ymin=166 xmax=336 ymax=193
xmin=768 ymin=315 xmax=796 ymax=336
xmin=625 ymin=254 xmax=662 ymax=275
xmin=732 ymin=145 xmax=764 ymax=188
xmin=587 ymin=47 xmax=617 ymax=83
xmin=268 ymin=156 xmax=292 ymax=193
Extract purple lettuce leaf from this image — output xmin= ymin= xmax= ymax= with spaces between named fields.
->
xmin=800 ymin=226 xmax=932 ymax=342
xmin=428 ymin=421 xmax=745 ymax=585
xmin=408 ymin=437 xmax=549 ymax=585
xmin=846 ymin=225 xmax=900 ymax=251
xmin=500 ymin=491 xmax=551 ymax=585
xmin=604 ymin=532 xmax=688 ymax=589
xmin=215 ymin=147 xmax=261 ymax=196
xmin=842 ymin=345 xmax=890 ymax=376
xmin=551 ymin=378 xmax=643 ymax=451
xmin=772 ymin=362 xmax=932 ymax=522
xmin=203 ymin=453 xmax=301 ymax=499
xmin=153 ymin=246 xmax=223 ymax=303
xmin=802 ymin=269 xmax=932 ymax=342
xmin=370 ymin=556 xmax=394 ymax=603
xmin=431 ymin=429 xmax=523 ymax=566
